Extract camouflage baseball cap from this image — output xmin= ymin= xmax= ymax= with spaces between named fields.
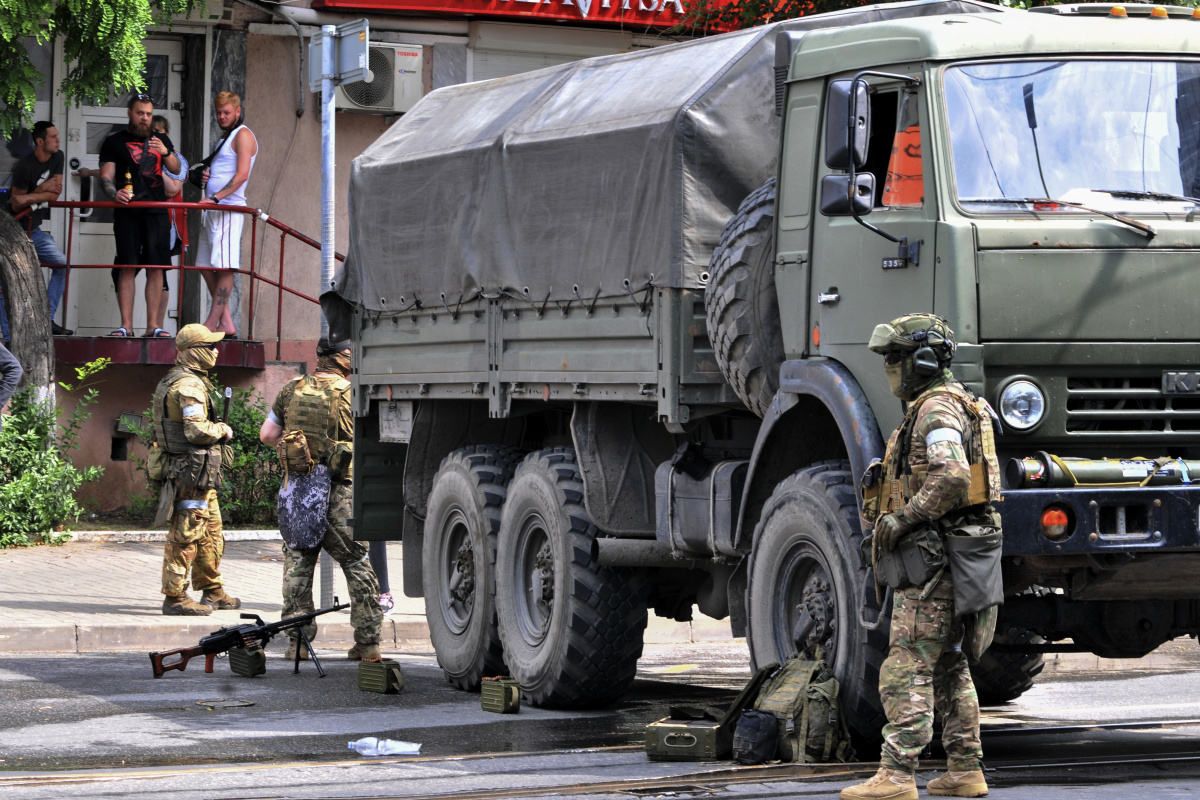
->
xmin=867 ymin=314 xmax=955 ymax=356
xmin=176 ymin=323 xmax=225 ymax=350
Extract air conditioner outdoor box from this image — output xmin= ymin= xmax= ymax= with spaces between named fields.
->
xmin=336 ymin=44 xmax=424 ymax=114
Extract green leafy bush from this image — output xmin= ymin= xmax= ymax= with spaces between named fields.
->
xmin=0 ymin=359 xmax=108 ymax=547
xmin=132 ymin=376 xmax=282 ymax=527
xmin=214 ymin=380 xmax=282 ymax=526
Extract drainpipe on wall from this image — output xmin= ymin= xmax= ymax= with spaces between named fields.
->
xmin=229 ymin=0 xmax=307 ymax=117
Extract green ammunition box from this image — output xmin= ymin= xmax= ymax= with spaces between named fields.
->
xmin=481 ymin=677 xmax=520 ymax=713
xmin=228 ymin=646 xmax=266 ymax=678
xmin=358 ymin=659 xmax=404 ymax=694
xmin=645 ymin=719 xmax=729 ymax=761
xmin=644 ymin=662 xmax=778 ymax=762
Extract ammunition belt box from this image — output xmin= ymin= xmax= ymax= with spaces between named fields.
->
xmin=228 ymin=646 xmax=266 ymax=678
xmin=358 ymin=659 xmax=405 ymax=694
xmin=481 ymin=677 xmax=520 ymax=713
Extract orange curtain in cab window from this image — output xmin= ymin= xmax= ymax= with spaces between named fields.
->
xmin=883 ymin=125 xmax=923 ymax=207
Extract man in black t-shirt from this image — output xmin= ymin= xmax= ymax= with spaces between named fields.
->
xmin=98 ymin=94 xmax=181 ymax=338
xmin=4 ymin=120 xmax=72 ymax=338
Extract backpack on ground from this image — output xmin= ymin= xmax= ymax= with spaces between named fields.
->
xmin=732 ymin=708 xmax=778 ymax=764
xmin=752 ymin=652 xmax=855 ymax=763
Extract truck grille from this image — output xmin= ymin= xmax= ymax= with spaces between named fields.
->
xmin=1066 ymin=377 xmax=1200 ymax=434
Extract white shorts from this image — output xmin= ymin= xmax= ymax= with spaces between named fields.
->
xmin=196 ymin=209 xmax=245 ymax=271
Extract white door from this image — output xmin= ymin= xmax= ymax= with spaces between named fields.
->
xmin=63 ymin=39 xmax=184 ymax=336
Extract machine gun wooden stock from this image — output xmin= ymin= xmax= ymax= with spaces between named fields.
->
xmin=149 ymin=598 xmax=349 ymax=679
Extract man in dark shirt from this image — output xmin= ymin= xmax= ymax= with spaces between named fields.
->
xmin=0 ymin=340 xmax=23 ymax=423
xmin=4 ymin=120 xmax=72 ymax=338
xmin=98 ymin=94 xmax=181 ymax=338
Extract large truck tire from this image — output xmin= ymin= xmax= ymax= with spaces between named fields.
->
xmin=423 ymin=445 xmax=524 ymax=691
xmin=496 ymin=448 xmax=648 ymax=708
xmin=971 ymin=629 xmax=1047 ymax=705
xmin=747 ymin=460 xmax=889 ymax=749
xmin=705 ymin=178 xmax=786 ymax=419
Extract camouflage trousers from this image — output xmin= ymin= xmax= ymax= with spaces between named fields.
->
xmin=161 ymin=486 xmax=225 ymax=596
xmin=281 ymin=482 xmax=382 ymax=645
xmin=879 ymin=575 xmax=983 ymax=773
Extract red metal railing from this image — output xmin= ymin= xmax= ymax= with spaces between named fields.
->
xmin=35 ymin=200 xmax=344 ymax=361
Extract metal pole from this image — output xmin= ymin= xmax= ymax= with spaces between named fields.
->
xmin=319 ymin=25 xmax=337 ymax=609
xmin=277 ymin=232 xmax=286 ymax=361
xmin=319 ymin=24 xmax=336 ymax=342
xmin=248 ymin=215 xmax=257 ymax=341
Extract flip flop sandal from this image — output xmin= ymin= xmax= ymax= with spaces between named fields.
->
xmin=148 ymin=328 xmax=173 ymax=338
xmin=109 ymin=327 xmax=130 ymax=337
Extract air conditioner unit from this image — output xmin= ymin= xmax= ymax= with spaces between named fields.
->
xmin=335 ymin=45 xmax=424 ymax=115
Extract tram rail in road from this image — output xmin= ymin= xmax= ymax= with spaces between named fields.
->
xmin=5 ymin=719 xmax=1200 ymax=799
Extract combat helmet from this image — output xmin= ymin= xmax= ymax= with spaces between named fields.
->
xmin=868 ymin=314 xmax=956 ymax=398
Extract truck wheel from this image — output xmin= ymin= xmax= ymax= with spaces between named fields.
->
xmin=496 ymin=447 xmax=648 ymax=708
xmin=423 ymin=445 xmax=523 ymax=691
xmin=971 ymin=629 xmax=1047 ymax=705
xmin=747 ymin=460 xmax=888 ymax=747
xmin=705 ymin=178 xmax=785 ymax=418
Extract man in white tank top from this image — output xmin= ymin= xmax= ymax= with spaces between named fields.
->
xmin=197 ymin=91 xmax=257 ymax=337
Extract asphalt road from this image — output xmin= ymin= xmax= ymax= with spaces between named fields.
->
xmin=3 ymin=641 xmax=1200 ymax=799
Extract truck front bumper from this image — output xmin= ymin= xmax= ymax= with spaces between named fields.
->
xmin=997 ymin=485 xmax=1200 ymax=556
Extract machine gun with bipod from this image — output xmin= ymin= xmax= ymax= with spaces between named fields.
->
xmin=149 ymin=598 xmax=349 ymax=678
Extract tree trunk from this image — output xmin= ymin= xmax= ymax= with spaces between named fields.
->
xmin=0 ymin=211 xmax=55 ymax=405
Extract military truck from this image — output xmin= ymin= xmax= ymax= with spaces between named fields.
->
xmin=325 ymin=0 xmax=1200 ymax=744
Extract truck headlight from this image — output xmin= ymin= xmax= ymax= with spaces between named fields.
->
xmin=999 ymin=380 xmax=1045 ymax=431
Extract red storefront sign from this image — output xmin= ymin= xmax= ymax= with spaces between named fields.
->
xmin=313 ymin=0 xmax=691 ymax=29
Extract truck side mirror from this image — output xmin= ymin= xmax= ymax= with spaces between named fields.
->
xmin=819 ymin=173 xmax=875 ymax=217
xmin=824 ymin=79 xmax=869 ymax=171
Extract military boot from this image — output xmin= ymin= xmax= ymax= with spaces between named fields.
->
xmin=162 ymin=595 xmax=212 ymax=616
xmin=926 ymin=770 xmax=988 ymax=797
xmin=284 ymin=639 xmax=310 ymax=661
xmin=201 ymin=588 xmax=242 ymax=610
xmin=839 ymin=767 xmax=918 ymax=800
xmin=347 ymin=643 xmax=382 ymax=662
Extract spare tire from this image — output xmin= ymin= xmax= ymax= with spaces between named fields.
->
xmin=705 ymin=178 xmax=786 ymax=418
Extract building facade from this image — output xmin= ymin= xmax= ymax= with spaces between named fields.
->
xmin=2 ymin=0 xmax=694 ymax=511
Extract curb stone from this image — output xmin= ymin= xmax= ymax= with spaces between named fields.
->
xmin=68 ymin=530 xmax=282 ymax=543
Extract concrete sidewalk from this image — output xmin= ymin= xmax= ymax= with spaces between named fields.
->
xmin=0 ymin=537 xmax=731 ymax=654
xmin=4 ymin=537 xmax=1198 ymax=675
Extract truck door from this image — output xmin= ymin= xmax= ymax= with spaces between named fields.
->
xmin=809 ymin=78 xmax=935 ymax=417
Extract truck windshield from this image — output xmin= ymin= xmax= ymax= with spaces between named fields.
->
xmin=944 ymin=60 xmax=1200 ymax=212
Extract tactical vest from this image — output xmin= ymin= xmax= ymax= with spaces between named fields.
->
xmin=283 ymin=375 xmax=350 ymax=464
xmin=865 ymin=380 xmax=1001 ymax=521
xmin=153 ymin=367 xmax=212 ymax=455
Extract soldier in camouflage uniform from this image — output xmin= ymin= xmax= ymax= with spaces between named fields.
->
xmin=842 ymin=314 xmax=999 ymax=800
xmin=259 ymin=337 xmax=383 ymax=661
xmin=152 ymin=323 xmax=240 ymax=615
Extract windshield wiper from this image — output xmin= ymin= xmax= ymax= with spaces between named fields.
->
xmin=961 ymin=197 xmax=1156 ymax=239
xmin=1095 ymin=188 xmax=1200 ymax=206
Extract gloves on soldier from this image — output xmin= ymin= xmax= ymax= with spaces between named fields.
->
xmin=875 ymin=510 xmax=916 ymax=552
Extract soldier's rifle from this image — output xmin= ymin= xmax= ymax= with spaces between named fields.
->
xmin=148 ymin=598 xmax=349 ymax=679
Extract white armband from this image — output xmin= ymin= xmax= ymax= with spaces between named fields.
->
xmin=181 ymin=404 xmax=205 ymax=418
xmin=268 ymin=409 xmax=283 ymax=426
xmin=926 ymin=428 xmax=963 ymax=447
